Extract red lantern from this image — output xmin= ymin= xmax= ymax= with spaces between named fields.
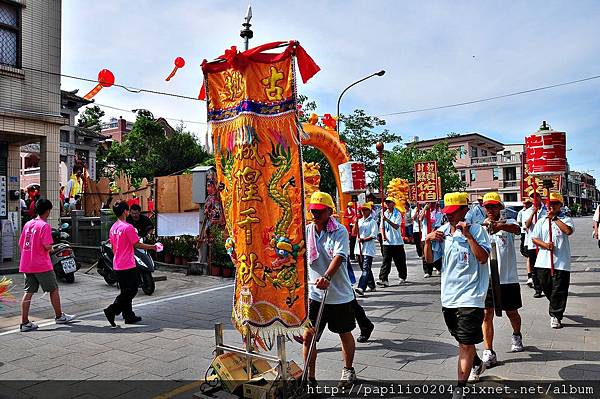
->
xmin=83 ymin=69 xmax=115 ymax=100
xmin=525 ymin=127 xmax=567 ymax=176
xmin=339 ymin=162 xmax=366 ymax=194
xmin=165 ymin=56 xmax=186 ymax=81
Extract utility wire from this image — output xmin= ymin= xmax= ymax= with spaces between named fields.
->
xmin=376 ymin=74 xmax=600 ymax=117
xmin=18 ymin=65 xmax=600 ymax=118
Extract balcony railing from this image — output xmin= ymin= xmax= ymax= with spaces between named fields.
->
xmin=471 ymin=153 xmax=522 ymax=166
xmin=502 ymin=180 xmax=519 ymax=188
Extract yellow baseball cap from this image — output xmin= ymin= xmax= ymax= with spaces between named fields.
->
xmin=361 ymin=202 xmax=373 ymax=210
xmin=384 ymin=197 xmax=396 ymax=204
xmin=442 ymin=192 xmax=469 ymax=215
xmin=549 ymin=192 xmax=564 ymax=204
xmin=482 ymin=192 xmax=503 ymax=207
xmin=309 ymin=191 xmax=336 ymax=211
xmin=348 ymin=201 xmax=354 ymax=207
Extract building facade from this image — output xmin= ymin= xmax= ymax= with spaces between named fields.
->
xmin=1 ymin=0 xmax=62 ymax=235
xmin=411 ymin=133 xmax=524 ymax=203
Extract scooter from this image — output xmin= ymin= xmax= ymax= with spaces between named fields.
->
xmin=97 ymin=240 xmax=156 ymax=295
xmin=50 ymin=223 xmax=79 ymax=283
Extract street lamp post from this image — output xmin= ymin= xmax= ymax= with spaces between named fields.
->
xmin=336 ymin=70 xmax=385 ymax=136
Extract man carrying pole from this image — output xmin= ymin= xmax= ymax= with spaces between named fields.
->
xmin=424 ymin=192 xmax=491 ymax=390
xmin=531 ymin=192 xmax=574 ymax=329
xmin=523 ymin=193 xmax=546 ymax=298
xmin=304 ymin=191 xmax=357 ymax=388
xmin=479 ymin=192 xmax=525 ymax=369
xmin=377 ymin=197 xmax=408 ymax=286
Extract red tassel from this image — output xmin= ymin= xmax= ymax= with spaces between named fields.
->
xmin=294 ymin=43 xmax=320 ymax=84
xmin=198 ymin=79 xmax=206 ymax=100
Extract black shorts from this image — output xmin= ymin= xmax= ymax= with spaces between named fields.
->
xmin=308 ymin=299 xmax=355 ymax=341
xmin=442 ymin=307 xmax=484 ymax=345
xmin=528 ymin=249 xmax=538 ymax=265
xmin=485 ymin=283 xmax=523 ymax=311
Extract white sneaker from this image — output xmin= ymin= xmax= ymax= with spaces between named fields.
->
xmin=432 ymin=269 xmax=439 ymax=276
xmin=526 ymin=277 xmax=533 ymax=288
xmin=482 ymin=349 xmax=497 ymax=368
xmin=376 ymin=280 xmax=389 ymax=287
xmin=354 ymin=288 xmax=365 ymax=297
xmin=511 ymin=333 xmax=524 ymax=352
xmin=467 ymin=361 xmax=486 ymax=383
xmin=55 ymin=313 xmax=76 ymax=324
xmin=398 ymin=278 xmax=406 ymax=285
xmin=550 ymin=316 xmax=562 ymax=329
xmin=20 ymin=321 xmax=39 ymax=332
xmin=338 ymin=367 xmax=357 ymax=388
xmin=423 ymin=273 xmax=431 ymax=278
xmin=365 ymin=286 xmax=376 ymax=292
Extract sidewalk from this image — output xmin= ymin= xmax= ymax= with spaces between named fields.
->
xmin=0 ymin=217 xmax=599 ymax=396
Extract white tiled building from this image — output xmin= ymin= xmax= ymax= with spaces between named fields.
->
xmin=1 ymin=0 xmax=62 ymax=260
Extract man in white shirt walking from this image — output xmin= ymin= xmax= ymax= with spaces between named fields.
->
xmin=531 ymin=192 xmax=574 ymax=329
xmin=479 ymin=192 xmax=525 ymax=369
xmin=523 ymin=193 xmax=547 ymax=298
xmin=377 ymin=197 xmax=407 ymax=286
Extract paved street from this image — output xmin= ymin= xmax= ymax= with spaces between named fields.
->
xmin=1 ymin=216 xmax=600 ymax=398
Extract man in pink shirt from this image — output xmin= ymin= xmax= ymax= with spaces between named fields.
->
xmin=19 ymin=199 xmax=75 ymax=332
xmin=104 ymin=201 xmax=158 ymax=327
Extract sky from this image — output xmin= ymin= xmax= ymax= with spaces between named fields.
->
xmin=61 ymin=0 xmax=600 ymax=182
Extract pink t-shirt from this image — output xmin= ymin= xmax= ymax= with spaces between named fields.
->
xmin=19 ymin=218 xmax=53 ymax=273
xmin=109 ymin=219 xmax=140 ymax=271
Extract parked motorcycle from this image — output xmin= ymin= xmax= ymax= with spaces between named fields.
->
xmin=50 ymin=223 xmax=79 ymax=283
xmin=97 ymin=240 xmax=156 ymax=295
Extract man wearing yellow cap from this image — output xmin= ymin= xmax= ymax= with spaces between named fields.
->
xmin=479 ymin=192 xmax=524 ymax=368
xmin=424 ymin=192 xmax=491 ymax=387
xmin=304 ymin=191 xmax=357 ymax=387
xmin=523 ymin=193 xmax=547 ymax=298
xmin=377 ymin=197 xmax=407 ymax=286
xmin=354 ymin=202 xmax=378 ymax=296
xmin=531 ymin=192 xmax=574 ymax=329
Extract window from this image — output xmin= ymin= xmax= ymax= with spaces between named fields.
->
xmin=0 ymin=2 xmax=21 ymax=67
xmin=458 ymin=145 xmax=465 ymax=159
xmin=60 ymin=130 xmax=70 ymax=143
xmin=470 ymin=170 xmax=477 ymax=182
xmin=460 ymin=170 xmax=466 ymax=181
xmin=504 ymin=193 xmax=517 ymax=202
xmin=470 ymin=146 xmax=478 ymax=158
xmin=481 ymin=149 xmax=488 ymax=156
xmin=493 ymin=167 xmax=500 ymax=180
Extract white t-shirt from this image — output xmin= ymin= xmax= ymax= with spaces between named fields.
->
xmin=487 ymin=218 xmax=519 ymax=284
xmin=516 ymin=208 xmax=527 ymax=234
xmin=411 ymin=207 xmax=420 ymax=232
xmin=593 ymin=205 xmax=600 ymax=223
xmin=531 ymin=216 xmax=574 ymax=272
xmin=522 ymin=206 xmax=547 ymax=249
xmin=355 ymin=215 xmax=379 ymax=257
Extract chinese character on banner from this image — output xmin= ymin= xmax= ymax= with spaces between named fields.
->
xmin=414 ymin=161 xmax=439 ymax=202
xmin=409 ymin=183 xmax=417 ymax=202
xmin=521 ymin=173 xmax=562 ymax=200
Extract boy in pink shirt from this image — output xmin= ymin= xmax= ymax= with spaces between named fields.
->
xmin=19 ymin=199 xmax=75 ymax=332
xmin=104 ymin=201 xmax=158 ymax=327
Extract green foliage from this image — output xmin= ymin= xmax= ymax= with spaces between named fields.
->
xmin=77 ymin=105 xmax=105 ymax=132
xmin=340 ymin=109 xmax=402 ymax=181
xmin=384 ymin=141 xmax=466 ymax=195
xmin=210 ymin=226 xmax=233 ymax=267
xmin=98 ymin=113 xmax=211 ymax=182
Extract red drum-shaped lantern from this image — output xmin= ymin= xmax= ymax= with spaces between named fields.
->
xmin=339 ymin=161 xmax=366 ymax=194
xmin=83 ymin=69 xmax=115 ymax=100
xmin=525 ymin=125 xmax=567 ymax=176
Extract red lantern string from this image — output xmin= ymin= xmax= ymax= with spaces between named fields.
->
xmin=165 ymin=57 xmax=185 ymax=81
xmin=83 ymin=69 xmax=115 ymax=100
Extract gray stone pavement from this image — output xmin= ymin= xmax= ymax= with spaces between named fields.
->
xmin=1 ymin=217 xmax=599 ymax=393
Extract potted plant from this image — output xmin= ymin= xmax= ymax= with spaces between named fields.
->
xmin=209 ymin=226 xmax=231 ymax=277
xmin=173 ymin=238 xmax=188 ymax=265
xmin=161 ymin=237 xmax=175 ymax=264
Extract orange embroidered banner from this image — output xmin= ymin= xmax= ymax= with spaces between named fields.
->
xmin=202 ymin=42 xmax=319 ymax=344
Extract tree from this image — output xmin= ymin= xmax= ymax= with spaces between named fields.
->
xmin=100 ymin=112 xmax=211 ymax=185
xmin=384 ymin=141 xmax=466 ymax=195
xmin=77 ymin=105 xmax=105 ymax=132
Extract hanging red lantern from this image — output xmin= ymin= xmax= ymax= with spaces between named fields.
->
xmin=165 ymin=57 xmax=186 ymax=81
xmin=83 ymin=69 xmax=115 ymax=100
